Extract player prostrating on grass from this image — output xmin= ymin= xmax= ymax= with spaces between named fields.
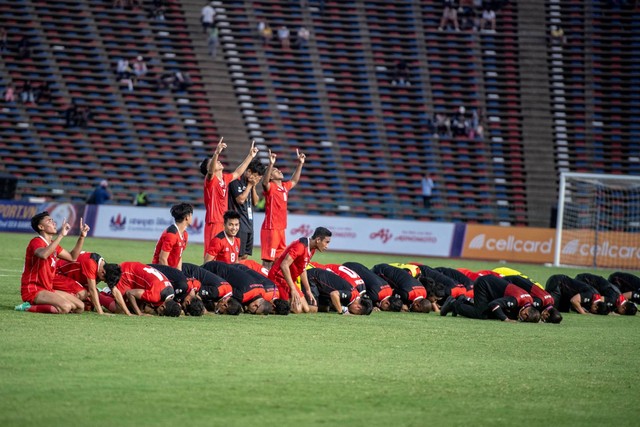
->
xmin=372 ymin=263 xmax=432 ymax=313
xmin=56 ymin=252 xmax=120 ymax=315
xmin=200 ymin=137 xmax=259 ymax=256
xmin=152 ymin=203 xmax=193 ymax=270
xmin=204 ymin=210 xmax=241 ymax=263
xmin=108 ymin=262 xmax=181 ymax=317
xmin=306 ymin=267 xmax=373 ymax=315
xmin=18 ymin=212 xmax=90 ymax=314
xmin=260 ymin=148 xmax=305 ymax=269
xmin=268 ymin=226 xmax=331 ymax=314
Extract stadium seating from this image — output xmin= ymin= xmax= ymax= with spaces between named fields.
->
xmin=0 ymin=0 xmax=638 ymax=225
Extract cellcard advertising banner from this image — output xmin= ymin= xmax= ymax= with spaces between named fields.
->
xmin=558 ymin=229 xmax=640 ymax=269
xmin=461 ymin=225 xmax=556 ymax=263
xmin=0 ymin=201 xmax=87 ymax=234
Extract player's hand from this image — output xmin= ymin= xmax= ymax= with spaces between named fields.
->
xmin=59 ymin=218 xmax=71 ymax=237
xmin=306 ymin=291 xmax=316 ymax=307
xmin=249 ymin=140 xmax=258 ymax=157
xmin=99 ymin=312 xmax=115 ymax=317
xmin=296 ymin=148 xmax=305 ymax=164
xmin=79 ymin=217 xmax=90 ymax=237
xmin=214 ymin=136 xmax=226 ymax=154
xmin=504 ymin=318 xmax=517 ymax=323
xmin=268 ymin=149 xmax=276 ymax=165
xmin=290 ymin=291 xmax=302 ymax=312
xmin=248 ymin=173 xmax=261 ymax=185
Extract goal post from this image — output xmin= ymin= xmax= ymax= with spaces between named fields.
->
xmin=554 ymin=172 xmax=640 ymax=269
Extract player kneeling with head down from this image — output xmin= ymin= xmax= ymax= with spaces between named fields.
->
xmin=107 ymin=262 xmax=182 ymax=317
xmin=307 ymin=267 xmax=373 ymax=315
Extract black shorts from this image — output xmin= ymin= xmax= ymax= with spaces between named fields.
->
xmin=237 ymin=229 xmax=253 ymax=257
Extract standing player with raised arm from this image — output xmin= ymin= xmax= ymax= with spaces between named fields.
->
xmin=260 ymin=148 xmax=305 ymax=268
xmin=200 ymin=137 xmax=259 ymax=255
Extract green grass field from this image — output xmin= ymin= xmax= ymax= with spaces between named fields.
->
xmin=0 ymin=231 xmax=638 ymax=427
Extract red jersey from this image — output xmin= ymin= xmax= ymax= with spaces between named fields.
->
xmin=238 ymin=259 xmax=270 ymax=277
xmin=528 ymin=284 xmax=555 ymax=309
xmin=261 ymin=181 xmax=293 ymax=230
xmin=504 ymin=284 xmax=534 ymax=307
xmin=324 ymin=263 xmax=365 ymax=291
xmin=152 ymin=224 xmax=188 ymax=268
xmin=268 ymin=237 xmax=314 ymax=287
xmin=116 ymin=262 xmax=173 ymax=306
xmin=204 ymin=173 xmax=234 ymax=224
xmin=206 ymin=231 xmax=240 ymax=263
xmin=21 ymin=236 xmax=62 ymax=293
xmin=57 ymin=252 xmax=102 ymax=286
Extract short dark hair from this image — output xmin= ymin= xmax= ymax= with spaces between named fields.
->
xmin=311 ymin=227 xmax=332 ymax=240
xmin=223 ymin=210 xmax=241 ymax=224
xmin=247 ymin=159 xmax=266 ymax=176
xmin=186 ymin=298 xmax=205 ymax=316
xmin=162 ymin=299 xmax=182 ymax=317
xmin=253 ymin=298 xmax=272 ymax=315
xmin=225 ymin=298 xmax=242 ymax=315
xmin=31 ymin=211 xmax=49 ymax=233
xmin=594 ymin=300 xmax=610 ymax=315
xmin=170 ymin=203 xmax=193 ymax=222
xmin=522 ymin=307 xmax=541 ymax=323
xmin=621 ymin=301 xmax=637 ymax=316
xmin=199 ymin=158 xmax=209 ymax=176
xmin=388 ymin=296 xmax=403 ymax=312
xmin=104 ymin=264 xmax=122 ymax=289
xmin=546 ymin=307 xmax=563 ymax=324
xmin=359 ymin=296 xmax=374 ymax=316
xmin=273 ymin=299 xmax=290 ymax=315
xmin=411 ymin=298 xmax=432 ymax=313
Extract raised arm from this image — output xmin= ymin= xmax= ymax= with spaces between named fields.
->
xmin=231 ymin=140 xmax=259 ymax=180
xmin=61 ymin=218 xmax=90 ymax=261
xmin=206 ymin=137 xmax=226 ymax=178
xmin=289 ymin=148 xmax=305 ymax=188
xmin=35 ymin=218 xmax=70 ymax=260
xmin=262 ymin=149 xmax=276 ymax=192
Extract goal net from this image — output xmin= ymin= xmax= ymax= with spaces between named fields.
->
xmin=554 ymin=172 xmax=640 ymax=269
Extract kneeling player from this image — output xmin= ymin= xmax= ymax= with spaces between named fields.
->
xmin=307 ymin=267 xmax=373 ymax=315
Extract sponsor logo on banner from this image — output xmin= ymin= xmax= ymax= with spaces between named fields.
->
xmin=110 ymin=214 xmax=127 ymax=231
xmin=290 ymin=224 xmax=313 ymax=237
xmin=370 ymin=228 xmax=393 ymax=244
xmin=188 ymin=217 xmax=204 ymax=235
xmin=560 ymin=231 xmax=640 ymax=268
xmin=0 ymin=201 xmax=85 ymax=233
xmin=370 ymin=228 xmax=438 ymax=245
xmin=462 ymin=225 xmax=555 ymax=263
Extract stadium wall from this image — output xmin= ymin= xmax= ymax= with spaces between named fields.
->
xmin=4 ymin=199 xmax=611 ymax=265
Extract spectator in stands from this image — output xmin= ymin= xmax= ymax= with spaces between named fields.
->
xmin=277 ymin=26 xmax=291 ymax=50
xmin=3 ymin=84 xmax=15 ymax=102
xmin=438 ymin=0 xmax=460 ymax=32
xmin=134 ymin=188 xmax=150 ymax=206
xmin=0 ymin=27 xmax=7 ymax=53
xmin=207 ymin=25 xmax=220 ymax=58
xmin=64 ymin=101 xmax=78 ymax=128
xmin=132 ymin=56 xmax=148 ymax=79
xmin=294 ymin=26 xmax=310 ymax=49
xmin=459 ymin=0 xmax=477 ymax=31
xmin=17 ymin=35 xmax=31 ymax=60
xmin=20 ymin=80 xmax=35 ymax=104
xmin=201 ymin=2 xmax=216 ymax=33
xmin=434 ymin=111 xmax=451 ymax=137
xmin=258 ymin=20 xmax=273 ymax=46
xmin=549 ymin=26 xmax=567 ymax=45
xmin=391 ymin=60 xmax=410 ymax=86
xmin=87 ymin=180 xmax=112 ymax=205
xmin=116 ymin=58 xmax=135 ymax=91
xmin=479 ymin=1 xmax=497 ymax=33
xmin=451 ymin=106 xmax=469 ymax=136
xmin=172 ymin=71 xmax=191 ymax=91
xmin=35 ymin=81 xmax=52 ymax=104
xmin=421 ymin=173 xmax=435 ymax=210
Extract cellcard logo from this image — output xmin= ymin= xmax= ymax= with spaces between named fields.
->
xmin=290 ymin=224 xmax=313 ymax=237
xmin=467 ymin=234 xmax=552 ymax=254
xmin=188 ymin=217 xmax=203 ymax=234
xmin=468 ymin=234 xmax=485 ymax=249
xmin=109 ymin=214 xmax=126 ymax=231
xmin=370 ymin=228 xmax=393 ymax=244
xmin=562 ymin=239 xmax=640 ymax=259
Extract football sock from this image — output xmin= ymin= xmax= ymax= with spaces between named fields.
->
xmin=27 ymin=304 xmax=59 ymax=314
